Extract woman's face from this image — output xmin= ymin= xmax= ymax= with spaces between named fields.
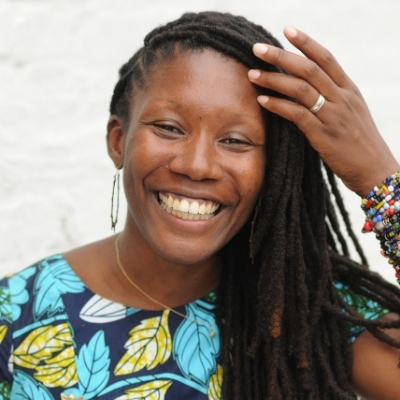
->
xmin=114 ymin=49 xmax=266 ymax=265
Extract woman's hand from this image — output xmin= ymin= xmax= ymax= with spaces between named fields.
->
xmin=248 ymin=26 xmax=399 ymax=197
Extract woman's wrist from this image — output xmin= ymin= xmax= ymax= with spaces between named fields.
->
xmin=361 ymin=171 xmax=400 ymax=283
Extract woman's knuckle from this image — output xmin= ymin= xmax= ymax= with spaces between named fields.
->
xmin=304 ymin=61 xmax=318 ymax=77
xmin=295 ymin=81 xmax=311 ymax=97
xmin=274 ymin=48 xmax=285 ymax=61
xmin=320 ymin=50 xmax=335 ymax=65
xmin=293 ymin=105 xmax=306 ymax=122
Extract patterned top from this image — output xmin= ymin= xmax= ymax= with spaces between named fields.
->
xmin=0 ymin=255 xmax=389 ymax=400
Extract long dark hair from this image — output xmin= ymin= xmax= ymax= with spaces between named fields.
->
xmin=109 ymin=11 xmax=400 ymax=399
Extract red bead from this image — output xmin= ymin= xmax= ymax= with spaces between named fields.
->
xmin=366 ymin=200 xmax=374 ymax=208
xmin=388 ymin=209 xmax=395 ymax=216
xmin=385 ymin=189 xmax=390 ymax=195
xmin=363 ymin=222 xmax=373 ymax=232
xmin=389 ymin=200 xmax=395 ymax=206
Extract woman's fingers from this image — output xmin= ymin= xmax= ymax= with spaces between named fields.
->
xmin=256 ymin=95 xmax=323 ymax=135
xmin=252 ymin=43 xmax=335 ymax=98
xmin=248 ymin=28 xmax=400 ymax=196
xmin=248 ymin=70 xmax=327 ymax=112
xmin=283 ymin=26 xmax=350 ymax=88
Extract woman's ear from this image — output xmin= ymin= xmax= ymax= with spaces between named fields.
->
xmin=106 ymin=115 xmax=126 ymax=168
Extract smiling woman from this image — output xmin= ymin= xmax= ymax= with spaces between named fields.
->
xmin=1 ymin=10 xmax=400 ymax=400
xmin=108 ymin=50 xmax=266 ymax=267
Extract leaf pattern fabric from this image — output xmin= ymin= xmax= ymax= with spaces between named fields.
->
xmin=0 ymin=255 xmax=390 ymax=399
xmin=207 ymin=365 xmax=222 ymax=400
xmin=173 ymin=303 xmax=220 ymax=386
xmin=333 ymin=281 xmax=390 ymax=343
xmin=115 ymin=380 xmax=172 ymax=400
xmin=0 ymin=256 xmax=219 ymax=399
xmin=115 ymin=310 xmax=172 ymax=375
xmin=75 ymin=331 xmax=110 ymax=398
xmin=13 ymin=323 xmax=74 ymax=369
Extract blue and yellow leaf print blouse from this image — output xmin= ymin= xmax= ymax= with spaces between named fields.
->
xmin=0 ymin=255 xmax=389 ymax=399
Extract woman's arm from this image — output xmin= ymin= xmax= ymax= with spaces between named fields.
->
xmin=249 ymin=27 xmax=400 ymax=396
xmin=351 ymin=313 xmax=400 ymax=399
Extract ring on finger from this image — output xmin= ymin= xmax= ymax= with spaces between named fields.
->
xmin=309 ymin=94 xmax=325 ymax=113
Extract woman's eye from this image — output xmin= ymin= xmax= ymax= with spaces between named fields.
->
xmin=221 ymin=137 xmax=251 ymax=146
xmin=222 ymin=138 xmax=246 ymax=145
xmin=219 ymin=135 xmax=255 ymax=152
xmin=152 ymin=124 xmax=181 ymax=134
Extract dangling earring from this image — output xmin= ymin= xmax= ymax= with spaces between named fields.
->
xmin=249 ymin=197 xmax=261 ymax=264
xmin=111 ymin=166 xmax=120 ymax=232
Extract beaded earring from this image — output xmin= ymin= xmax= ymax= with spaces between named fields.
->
xmin=111 ymin=167 xmax=120 ymax=232
xmin=249 ymin=197 xmax=262 ymax=264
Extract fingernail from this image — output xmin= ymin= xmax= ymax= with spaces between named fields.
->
xmin=248 ymin=69 xmax=261 ymax=80
xmin=253 ymin=43 xmax=268 ymax=55
xmin=257 ymin=95 xmax=269 ymax=104
xmin=284 ymin=26 xmax=298 ymax=38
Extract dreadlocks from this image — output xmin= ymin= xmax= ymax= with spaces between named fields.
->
xmin=109 ymin=11 xmax=400 ymax=399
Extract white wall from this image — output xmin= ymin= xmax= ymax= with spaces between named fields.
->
xmin=1 ymin=0 xmax=400 ymax=283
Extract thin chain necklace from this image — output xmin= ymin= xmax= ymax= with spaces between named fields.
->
xmin=115 ymin=235 xmax=216 ymax=338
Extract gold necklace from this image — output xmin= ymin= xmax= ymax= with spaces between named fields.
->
xmin=115 ymin=235 xmax=216 ymax=338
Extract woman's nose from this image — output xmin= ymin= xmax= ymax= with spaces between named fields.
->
xmin=168 ymin=133 xmax=223 ymax=181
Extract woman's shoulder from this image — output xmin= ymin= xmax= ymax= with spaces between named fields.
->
xmin=0 ymin=254 xmax=77 ymax=323
xmin=0 ymin=254 xmax=72 ymax=288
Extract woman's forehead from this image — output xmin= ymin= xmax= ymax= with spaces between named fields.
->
xmin=140 ymin=49 xmax=261 ymax=111
xmin=124 ymin=49 xmax=266 ymax=138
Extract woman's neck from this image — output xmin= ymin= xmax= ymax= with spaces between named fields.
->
xmin=113 ymin=227 xmax=223 ymax=309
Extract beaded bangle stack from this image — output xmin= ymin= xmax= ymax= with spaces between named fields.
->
xmin=361 ymin=171 xmax=400 ymax=284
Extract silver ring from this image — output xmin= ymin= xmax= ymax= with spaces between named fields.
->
xmin=309 ymin=93 xmax=325 ymax=113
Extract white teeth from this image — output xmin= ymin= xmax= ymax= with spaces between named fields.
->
xmin=179 ymin=199 xmax=190 ymax=213
xmin=173 ymin=199 xmax=180 ymax=210
xmin=212 ymin=204 xmax=220 ymax=213
xmin=189 ymin=201 xmax=199 ymax=214
xmin=158 ymin=192 xmax=220 ymax=221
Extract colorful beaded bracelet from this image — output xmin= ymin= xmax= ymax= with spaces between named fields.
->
xmin=361 ymin=171 xmax=400 ymax=284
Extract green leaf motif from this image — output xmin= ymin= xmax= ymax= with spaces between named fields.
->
xmin=0 ymin=288 xmax=12 ymax=323
xmin=0 ymin=267 xmax=36 ymax=323
xmin=204 ymin=292 xmax=217 ymax=304
xmin=0 ymin=381 xmax=11 ymax=400
xmin=115 ymin=380 xmax=172 ymax=400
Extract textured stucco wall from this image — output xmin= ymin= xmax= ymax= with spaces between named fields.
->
xmin=1 ymin=0 xmax=400 ymax=283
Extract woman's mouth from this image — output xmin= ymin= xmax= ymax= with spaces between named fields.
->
xmin=158 ymin=191 xmax=220 ymax=220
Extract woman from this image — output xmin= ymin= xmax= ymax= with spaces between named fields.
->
xmin=1 ymin=11 xmax=400 ymax=399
